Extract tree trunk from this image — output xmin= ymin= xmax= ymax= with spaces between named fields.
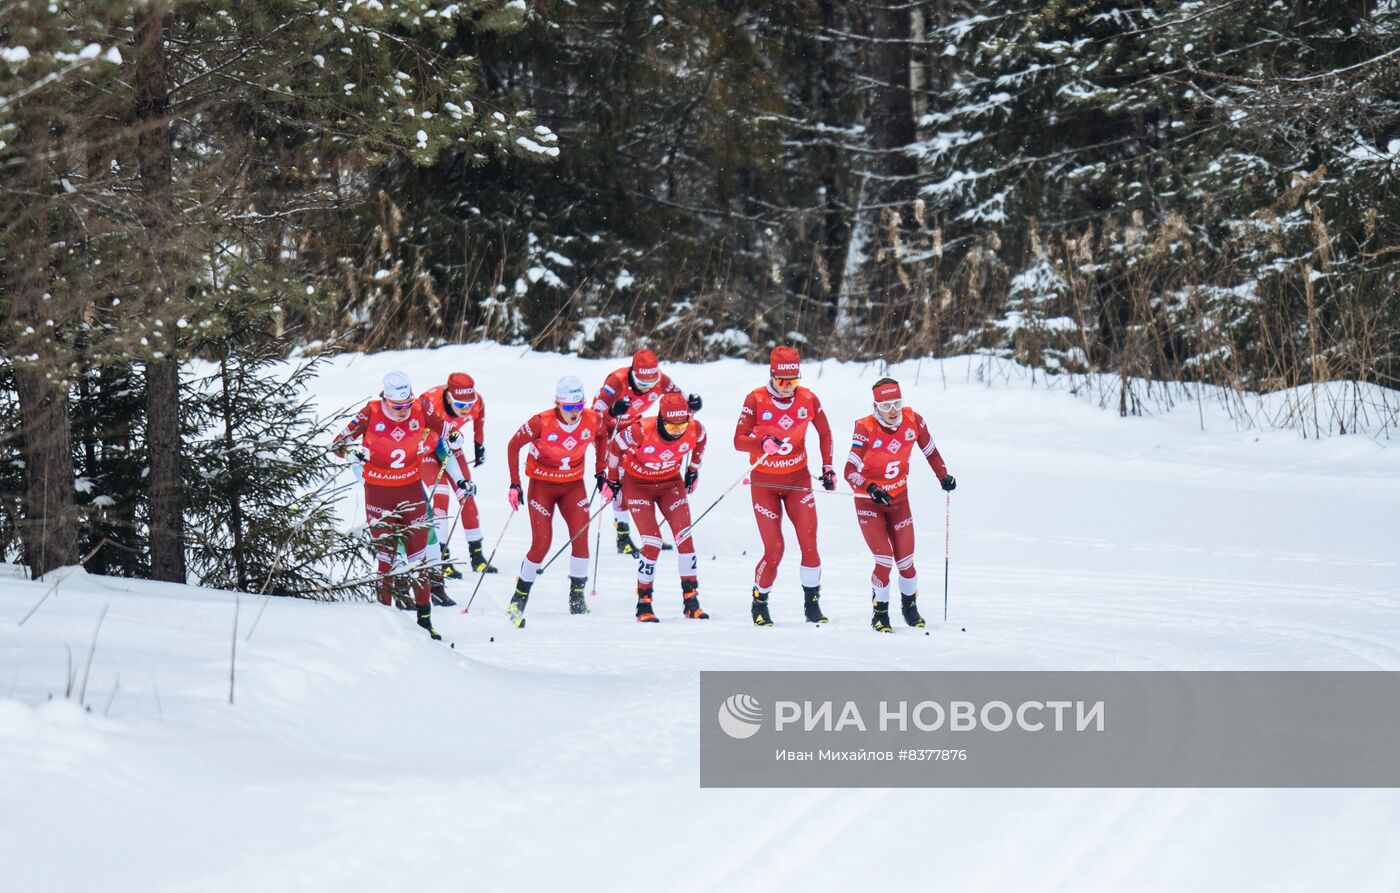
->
xmin=13 ymin=368 xmax=80 ymax=578
xmin=134 ymin=6 xmax=185 ymax=582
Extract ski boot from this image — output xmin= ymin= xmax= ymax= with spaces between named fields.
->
xmin=681 ymin=579 xmax=708 ymax=619
xmin=871 ymin=599 xmax=894 ymax=633
xmin=568 ymin=576 xmax=591 ymax=614
xmin=392 ymin=575 xmax=414 ymax=611
xmin=751 ymin=587 xmax=774 ymax=627
xmin=507 ymin=579 xmax=532 ymax=628
xmin=802 ymin=585 xmax=828 ymax=624
xmin=635 ymin=584 xmax=659 ymax=623
xmin=440 ymin=546 xmax=463 ymax=580
xmin=429 ymin=573 xmax=457 ymax=608
xmin=415 ymin=604 xmax=442 ymax=641
xmin=901 ymin=593 xmax=926 ymax=628
xmin=468 ymin=539 xmax=498 ymax=574
xmin=615 ymin=520 xmax=639 ymax=556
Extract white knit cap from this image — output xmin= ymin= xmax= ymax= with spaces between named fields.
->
xmin=555 ymin=375 xmax=585 ymax=405
xmin=382 ymin=371 xmax=413 ymax=402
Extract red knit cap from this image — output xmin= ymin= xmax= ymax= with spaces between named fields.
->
xmin=769 ymin=346 xmax=801 ymax=379
xmin=659 ymin=391 xmax=691 ymax=423
xmin=447 ymin=372 xmax=476 ymax=401
xmin=872 ymin=379 xmax=902 ymax=403
xmin=632 ymin=348 xmax=660 ymax=385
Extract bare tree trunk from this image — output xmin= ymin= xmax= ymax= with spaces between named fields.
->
xmin=13 ymin=368 xmax=80 ymax=578
xmin=3 ymin=112 xmax=79 ymax=578
xmin=134 ymin=5 xmax=186 ymax=583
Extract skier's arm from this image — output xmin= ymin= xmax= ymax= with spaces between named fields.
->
xmin=431 ymin=434 xmax=468 ymax=487
xmin=812 ymin=396 xmax=835 ymax=468
xmin=733 ymin=392 xmax=763 ymax=452
xmin=331 ymin=403 xmax=371 ymax=451
xmin=844 ymin=422 xmax=870 ymax=489
xmin=690 ymin=420 xmax=707 ymax=470
xmin=506 ymin=417 xmax=536 ymax=487
xmin=605 ymin=426 xmax=632 ymax=477
xmin=916 ymin=415 xmax=949 ymax=479
xmin=474 ymin=394 xmax=486 ymax=445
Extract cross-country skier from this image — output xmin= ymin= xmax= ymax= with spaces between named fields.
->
xmin=603 ymin=391 xmax=709 ymax=622
xmin=592 ymin=348 xmax=702 ymax=557
xmin=843 ymin=377 xmax=957 ymax=632
xmin=331 ymin=371 xmax=467 ymax=640
xmin=733 ymin=346 xmax=834 ymax=626
xmin=419 ymin=372 xmax=496 ymax=579
xmin=504 ymin=375 xmax=606 ymax=628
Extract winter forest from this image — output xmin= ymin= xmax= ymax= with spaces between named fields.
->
xmin=3 ymin=0 xmax=1399 ymax=591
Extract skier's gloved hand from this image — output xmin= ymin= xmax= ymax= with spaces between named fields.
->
xmin=456 ymin=478 xmax=477 ymax=500
xmin=760 ymin=435 xmax=785 ymax=456
xmin=445 ymin=429 xmax=466 ymax=452
xmin=594 ymin=471 xmax=609 ymax=495
xmin=867 ymin=483 xmax=892 ymax=505
xmin=609 ymin=397 xmax=631 ymax=418
xmin=684 ymin=466 xmax=700 ymax=493
xmin=350 ymin=446 xmax=370 ymax=465
xmin=820 ymin=465 xmax=836 ymax=491
xmin=602 ymin=477 xmax=621 ymax=501
xmin=507 ymin=483 xmax=523 ymax=511
xmin=330 ymin=440 xmax=349 ymax=459
xmin=940 ymin=474 xmax=957 ymax=492
xmin=473 ymin=441 xmax=487 ymax=467
xmin=687 ymin=393 xmax=703 ymax=412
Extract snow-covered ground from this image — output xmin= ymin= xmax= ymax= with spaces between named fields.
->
xmin=4 ymin=344 xmax=1400 ymax=892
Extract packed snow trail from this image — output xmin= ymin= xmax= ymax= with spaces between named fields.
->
xmin=3 ymin=346 xmax=1399 ymax=892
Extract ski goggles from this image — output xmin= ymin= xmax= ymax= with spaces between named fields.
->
xmin=557 ymin=400 xmax=586 ymax=413
xmin=874 ymin=398 xmax=902 ymax=414
xmin=449 ymin=396 xmax=477 ymax=411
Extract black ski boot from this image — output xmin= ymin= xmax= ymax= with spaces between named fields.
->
xmin=415 ymin=604 xmax=442 ymax=640
xmin=615 ymin=520 xmax=639 ymax=556
xmin=751 ymin=588 xmax=774 ymax=627
xmin=871 ymin=600 xmax=894 ymax=633
xmin=507 ymin=578 xmax=532 ymax=628
xmin=900 ymin=593 xmax=926 ymax=628
xmin=429 ymin=571 xmax=457 ymax=607
xmin=802 ymin=585 xmax=828 ymax=624
xmin=681 ymin=579 xmax=709 ymax=619
xmin=635 ymin=584 xmax=659 ymax=622
xmin=392 ymin=575 xmax=414 ymax=611
xmin=569 ymin=576 xmax=591 ymax=614
xmin=468 ymin=539 xmax=498 ymax=574
xmin=440 ymin=546 xmax=463 ymax=580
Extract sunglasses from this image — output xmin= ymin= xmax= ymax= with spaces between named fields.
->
xmin=874 ymin=399 xmax=902 ymax=413
xmin=661 ymin=418 xmax=690 ymax=432
xmin=772 ymin=376 xmax=800 ymax=386
xmin=450 ymin=397 xmax=477 ymax=410
xmin=385 ymin=398 xmax=414 ymax=411
xmin=558 ymin=401 xmax=586 ymax=413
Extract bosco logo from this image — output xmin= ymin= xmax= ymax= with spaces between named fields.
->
xmin=717 ymin=694 xmax=763 ymax=740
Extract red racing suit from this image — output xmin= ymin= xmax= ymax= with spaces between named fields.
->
xmin=506 ymin=407 xmax=606 ymax=580
xmin=418 ymin=384 xmax=483 ymax=544
xmin=593 ymin=365 xmax=685 ymax=518
xmin=733 ymin=384 xmax=833 ymax=592
xmin=843 ymin=408 xmax=949 ymax=600
xmin=334 ymin=399 xmax=455 ymax=606
xmin=606 ymin=417 xmax=707 ymax=588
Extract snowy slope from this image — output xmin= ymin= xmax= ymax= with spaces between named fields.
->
xmin=3 ymin=345 xmax=1400 ymax=892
